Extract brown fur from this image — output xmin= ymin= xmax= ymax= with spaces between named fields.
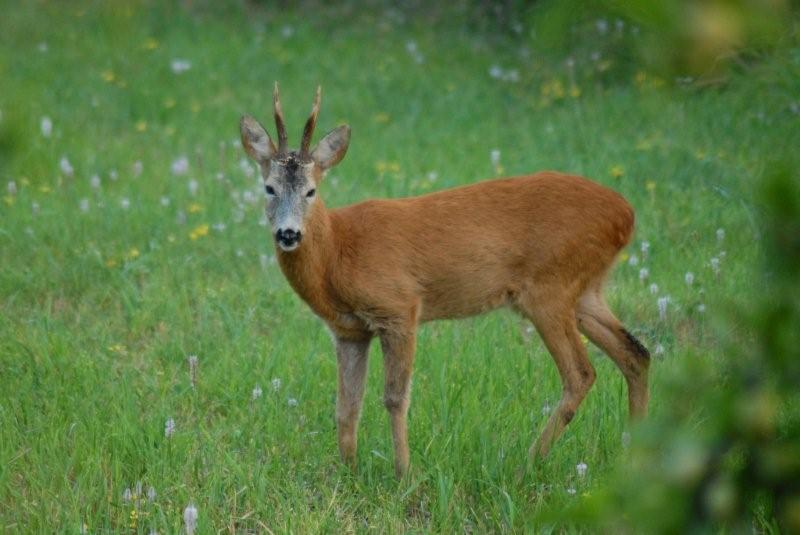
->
xmin=276 ymin=171 xmax=649 ymax=476
xmin=241 ymin=88 xmax=648 ymax=477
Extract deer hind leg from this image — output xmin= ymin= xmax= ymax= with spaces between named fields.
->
xmin=519 ymin=299 xmax=596 ymax=461
xmin=335 ymin=337 xmax=372 ymax=469
xmin=379 ymin=329 xmax=416 ymax=478
xmin=576 ymin=289 xmax=650 ymax=419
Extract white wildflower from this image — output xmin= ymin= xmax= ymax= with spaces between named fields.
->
xmin=505 ymin=69 xmax=519 ymax=82
xmin=120 ymin=197 xmax=130 ymax=210
xmin=164 ymin=418 xmax=176 ymax=438
xmin=639 ymin=267 xmax=649 ymax=282
xmin=32 ymin=201 xmax=40 ymax=214
xmin=41 ymin=116 xmax=53 ymax=138
xmin=147 ymin=486 xmax=156 ymax=502
xmin=38 ymin=42 xmax=48 ymax=52
xmin=716 ymin=228 xmax=725 ymax=243
xmin=271 ymin=378 xmax=281 ymax=391
xmin=489 ymin=65 xmax=503 ymax=79
xmin=160 ymin=196 xmax=171 ymax=207
xmin=7 ymin=181 xmax=16 ymax=195
xmin=640 ymin=240 xmax=650 ymax=257
xmin=79 ymin=198 xmax=89 ymax=213
xmin=183 ymin=503 xmax=198 ymax=535
xmin=490 ymin=149 xmax=501 ymax=167
xmin=710 ymin=257 xmax=720 ymax=277
xmin=657 ymin=296 xmax=670 ymax=321
xmin=171 ymin=156 xmax=189 ymax=176
xmin=287 ymin=397 xmax=298 ymax=407
xmin=170 ymin=59 xmax=192 ymax=74
xmin=595 ymin=19 xmax=608 ymax=34
xmin=252 ymin=385 xmax=263 ymax=400
xmin=188 ymin=179 xmax=199 ymax=196
xmin=566 ymin=487 xmax=577 ymax=496
xmin=649 ymin=283 xmax=659 ymax=295
xmin=685 ymin=272 xmax=694 ymax=286
xmin=576 ymin=462 xmax=588 ymax=478
xmin=541 ymin=400 xmax=551 ymax=415
xmin=132 ymin=160 xmax=143 ymax=177
xmin=622 ymin=431 xmax=631 ymax=448
xmin=212 ymin=222 xmax=226 ymax=232
xmin=90 ymin=174 xmax=101 ymax=189
xmin=628 ymin=254 xmax=639 ymax=267
xmin=697 ymin=304 xmax=706 ymax=313
xmin=122 ymin=488 xmax=132 ymax=503
xmin=239 ymin=158 xmax=254 ymax=178
xmin=109 ymin=169 xmax=118 ymax=181
xmin=281 ymin=25 xmax=294 ymax=38
xmin=654 ymin=343 xmax=665 ymax=357
xmin=260 ymin=254 xmax=270 ymax=269
xmin=59 ymin=156 xmax=74 ymax=177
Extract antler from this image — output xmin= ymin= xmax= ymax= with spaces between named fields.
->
xmin=299 ymin=85 xmax=322 ymax=159
xmin=273 ymin=82 xmax=288 ymax=155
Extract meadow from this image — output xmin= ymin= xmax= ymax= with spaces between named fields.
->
xmin=1 ymin=1 xmax=798 ymax=532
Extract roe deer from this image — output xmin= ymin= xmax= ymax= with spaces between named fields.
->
xmin=240 ymin=84 xmax=650 ymax=477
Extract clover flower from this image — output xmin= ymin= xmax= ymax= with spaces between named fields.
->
xmin=60 ymin=157 xmax=74 ymax=177
xmin=41 ymin=117 xmax=52 ymax=138
xmin=576 ymin=462 xmax=588 ymax=478
xmin=271 ymin=378 xmax=281 ymax=391
xmin=170 ymin=59 xmax=192 ymax=74
xmin=90 ymin=174 xmax=101 ymax=189
xmin=685 ymin=272 xmax=695 ymax=286
xmin=183 ymin=503 xmax=198 ymax=534
xmin=252 ymin=385 xmax=262 ymax=400
xmin=639 ymin=267 xmax=649 ymax=282
xmin=649 ymin=283 xmax=659 ymax=295
xmin=187 ymin=355 xmax=198 ymax=388
xmin=716 ymin=228 xmax=725 ymax=243
xmin=657 ymin=296 xmax=670 ymax=321
xmin=171 ymin=156 xmax=189 ymax=176
xmin=164 ymin=418 xmax=176 ymax=438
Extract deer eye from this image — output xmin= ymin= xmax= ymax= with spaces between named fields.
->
xmin=265 ymin=185 xmax=276 ymax=196
xmin=306 ymin=189 xmax=316 ymax=198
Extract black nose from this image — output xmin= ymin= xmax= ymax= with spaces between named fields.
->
xmin=276 ymin=228 xmax=302 ymax=246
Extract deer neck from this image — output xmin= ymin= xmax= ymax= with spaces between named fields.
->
xmin=275 ymin=199 xmax=338 ymax=321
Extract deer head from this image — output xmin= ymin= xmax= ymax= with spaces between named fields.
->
xmin=240 ymin=83 xmax=350 ymax=252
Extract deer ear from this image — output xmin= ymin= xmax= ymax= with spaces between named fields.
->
xmin=311 ymin=125 xmax=351 ymax=170
xmin=240 ymin=115 xmax=276 ymax=163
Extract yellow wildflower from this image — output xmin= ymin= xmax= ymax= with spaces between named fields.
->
xmin=580 ymin=334 xmax=589 ymax=346
xmin=38 ymin=185 xmax=52 ymax=193
xmin=619 ymin=252 xmax=630 ymax=264
xmin=3 ymin=195 xmax=14 ymax=206
xmin=569 ymin=85 xmax=581 ymax=98
xmin=101 ymin=70 xmax=115 ymax=83
xmin=143 ymin=37 xmax=159 ymax=50
xmin=135 ymin=120 xmax=147 ymax=132
xmin=610 ymin=165 xmax=624 ymax=178
xmin=374 ymin=112 xmax=391 ymax=124
xmin=105 ymin=258 xmax=118 ymax=268
xmin=634 ymin=71 xmax=647 ymax=86
xmin=127 ymin=248 xmax=140 ymax=260
xmin=188 ymin=203 xmax=203 ymax=213
xmin=646 ymin=180 xmax=656 ymax=192
xmin=21 ymin=177 xmax=30 ymax=186
xmin=108 ymin=343 xmax=125 ymax=353
xmin=189 ymin=224 xmax=209 ymax=240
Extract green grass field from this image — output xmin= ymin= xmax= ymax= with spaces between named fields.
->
xmin=1 ymin=2 xmax=797 ymax=532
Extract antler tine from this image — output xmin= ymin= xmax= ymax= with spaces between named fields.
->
xmin=273 ymin=81 xmax=288 ymax=155
xmin=300 ymin=85 xmax=322 ymax=159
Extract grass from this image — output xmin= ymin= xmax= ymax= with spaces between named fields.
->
xmin=1 ymin=1 xmax=797 ymax=532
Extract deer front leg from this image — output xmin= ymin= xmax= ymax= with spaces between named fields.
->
xmin=379 ymin=329 xmax=417 ymax=478
xmin=335 ymin=337 xmax=371 ymax=469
